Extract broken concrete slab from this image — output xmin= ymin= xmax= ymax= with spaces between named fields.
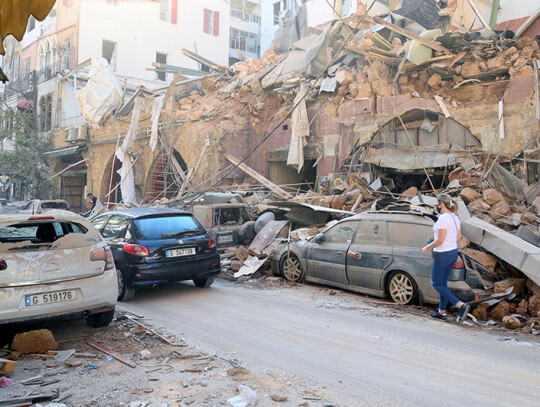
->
xmin=462 ymin=216 xmax=540 ymax=287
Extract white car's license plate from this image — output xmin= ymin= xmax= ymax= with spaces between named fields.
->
xmin=218 ymin=233 xmax=234 ymax=244
xmin=25 ymin=290 xmax=77 ymax=307
xmin=166 ymin=247 xmax=196 ymax=258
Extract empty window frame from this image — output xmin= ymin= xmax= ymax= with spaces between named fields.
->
xmin=273 ymin=2 xmax=281 ymax=25
xmin=160 ymin=0 xmax=177 ymax=24
xmin=156 ymin=52 xmax=167 ymax=81
xmin=102 ymin=40 xmax=118 ymax=71
xmin=229 ymin=28 xmax=259 ymax=55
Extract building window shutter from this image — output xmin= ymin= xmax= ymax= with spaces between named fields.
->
xmin=213 ymin=11 xmax=220 ymax=36
xmin=171 ymin=0 xmax=178 ymax=24
xmin=203 ymin=9 xmax=210 ymax=34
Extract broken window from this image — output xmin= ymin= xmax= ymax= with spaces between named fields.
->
xmin=213 ymin=207 xmax=247 ymax=227
xmin=203 ymin=9 xmax=220 ymax=36
xmin=160 ymin=0 xmax=177 ymax=24
xmin=102 ymin=39 xmax=118 ymax=71
xmin=324 ymin=221 xmax=358 ymax=243
xmin=273 ymin=2 xmax=281 ymax=25
xmin=156 ymin=52 xmax=167 ymax=81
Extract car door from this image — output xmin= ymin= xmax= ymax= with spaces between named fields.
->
xmin=91 ymin=214 xmax=111 ymax=234
xmin=306 ymin=221 xmax=359 ymax=284
xmin=346 ymin=218 xmax=392 ymax=290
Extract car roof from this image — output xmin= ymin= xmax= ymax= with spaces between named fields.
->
xmin=347 ymin=210 xmax=436 ymax=225
xmin=0 ymin=210 xmax=83 ymax=224
xmin=98 ymin=207 xmax=191 ymax=218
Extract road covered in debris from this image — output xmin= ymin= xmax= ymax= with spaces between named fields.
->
xmin=117 ymin=278 xmax=540 ymax=407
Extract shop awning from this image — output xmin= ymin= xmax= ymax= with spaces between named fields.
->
xmin=43 ymin=145 xmax=85 ymax=159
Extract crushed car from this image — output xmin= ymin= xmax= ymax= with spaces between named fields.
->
xmin=271 ymin=210 xmax=481 ymax=305
xmin=0 ymin=211 xmax=117 ymax=327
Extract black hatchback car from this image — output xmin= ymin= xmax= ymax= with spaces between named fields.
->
xmin=91 ymin=208 xmax=221 ymax=301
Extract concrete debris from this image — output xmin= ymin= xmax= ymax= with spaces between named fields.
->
xmin=11 ymin=329 xmax=58 ymax=355
xmin=494 ymin=278 xmax=525 ymax=295
xmin=502 ymin=316 xmax=522 ymax=330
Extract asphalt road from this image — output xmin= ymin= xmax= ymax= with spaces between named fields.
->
xmin=119 ymin=279 xmax=540 ymax=407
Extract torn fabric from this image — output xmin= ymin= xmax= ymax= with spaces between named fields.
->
xmin=75 ymin=57 xmax=123 ymax=128
xmin=114 ymin=97 xmax=142 ymax=205
xmin=150 ymin=95 xmax=165 ymax=152
xmin=287 ymin=84 xmax=309 ymax=172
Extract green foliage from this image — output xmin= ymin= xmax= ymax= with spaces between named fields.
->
xmin=0 ymin=109 xmax=52 ymax=198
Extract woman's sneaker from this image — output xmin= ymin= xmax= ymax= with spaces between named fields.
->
xmin=456 ymin=303 xmax=471 ymax=324
xmin=429 ymin=311 xmax=448 ymax=320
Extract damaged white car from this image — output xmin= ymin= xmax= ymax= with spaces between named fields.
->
xmin=0 ymin=211 xmax=117 ymax=327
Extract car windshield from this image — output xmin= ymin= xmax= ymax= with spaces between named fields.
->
xmin=134 ymin=215 xmax=204 ymax=240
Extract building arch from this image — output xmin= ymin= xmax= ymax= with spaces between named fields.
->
xmin=358 ymin=109 xmax=481 ymax=190
xmin=100 ymin=155 xmax=123 ymax=207
xmin=143 ymin=148 xmax=188 ymax=203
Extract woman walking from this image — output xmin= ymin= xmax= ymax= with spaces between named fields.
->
xmin=422 ymin=194 xmax=471 ymax=323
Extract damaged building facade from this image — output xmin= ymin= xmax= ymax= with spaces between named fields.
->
xmin=38 ymin=1 xmax=540 ymax=213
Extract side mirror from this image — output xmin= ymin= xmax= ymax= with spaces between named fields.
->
xmin=312 ymin=233 xmax=325 ymax=243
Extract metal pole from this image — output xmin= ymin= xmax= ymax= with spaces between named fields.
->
xmin=489 ymin=0 xmax=500 ymax=29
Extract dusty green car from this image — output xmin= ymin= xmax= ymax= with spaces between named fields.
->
xmin=271 ymin=211 xmax=479 ymax=305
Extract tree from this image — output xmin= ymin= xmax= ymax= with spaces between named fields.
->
xmin=0 ymin=109 xmax=52 ymax=199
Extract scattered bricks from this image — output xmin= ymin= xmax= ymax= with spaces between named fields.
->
xmin=489 ymin=200 xmax=510 ymax=221
xmin=483 ymin=189 xmax=504 ymax=206
xmin=529 ymin=295 xmax=540 ymax=316
xmin=487 ymin=56 xmax=510 ymax=71
xmin=427 ymin=73 xmax=442 ymax=88
xmin=533 ymin=40 xmax=540 ymax=51
xmin=356 ymin=82 xmax=373 ymax=98
xmin=522 ymin=324 xmax=533 ymax=334
xmin=526 ymin=279 xmax=540 ymax=296
xmin=307 ymin=227 xmax=320 ymax=236
xmin=520 ymin=46 xmax=534 ymax=59
xmin=318 ymin=198 xmax=331 ymax=208
xmin=503 ymin=46 xmax=518 ymax=58
xmin=490 ymin=300 xmax=511 ymax=321
xmin=509 ymin=52 xmax=520 ymax=63
xmin=517 ymin=37 xmax=532 ymax=50
xmin=457 ymin=236 xmax=470 ymax=250
xmin=462 ymin=248 xmax=498 ymax=272
xmin=495 ymin=278 xmax=525 ymax=295
xmin=331 ymin=195 xmax=347 ymax=210
xmin=236 ymin=246 xmax=250 ymax=262
xmin=478 ymin=61 xmax=488 ymax=72
xmin=459 ymin=187 xmax=481 ymax=204
xmin=516 ymin=65 xmax=534 ymax=77
xmin=200 ymin=77 xmax=216 ymax=92
xmin=336 ymin=70 xmax=354 ymax=85
xmin=468 ymin=198 xmax=491 ymax=212
xmin=229 ymin=260 xmax=244 ymax=272
xmin=511 ymin=204 xmax=527 ymax=213
xmin=12 ymin=329 xmax=58 ymax=354
xmin=460 ymin=61 xmax=481 ymax=77
xmin=472 ymin=303 xmax=489 ymax=321
xmin=515 ymin=299 xmax=529 ymax=317
xmin=400 ymin=186 xmax=417 ymax=200
xmin=533 ymin=196 xmax=540 ymax=215
xmin=391 ymin=37 xmax=402 ymax=53
xmin=502 ymin=316 xmax=522 ymax=330
xmin=522 ymin=212 xmax=537 ymax=225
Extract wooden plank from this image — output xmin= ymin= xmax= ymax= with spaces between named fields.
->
xmin=370 ymin=16 xmax=452 ymax=55
xmin=224 ymin=154 xmax=293 ymax=199
xmin=0 ymin=357 xmax=16 ymax=373
xmin=434 ymin=95 xmax=451 ymax=118
xmin=86 ymin=340 xmax=136 ymax=368
xmin=125 ymin=315 xmax=182 ymax=347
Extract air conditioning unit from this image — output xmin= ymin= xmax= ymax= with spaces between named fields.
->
xmin=65 ymin=124 xmax=89 ymax=143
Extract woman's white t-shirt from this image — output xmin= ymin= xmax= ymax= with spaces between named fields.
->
xmin=433 ymin=213 xmax=461 ymax=252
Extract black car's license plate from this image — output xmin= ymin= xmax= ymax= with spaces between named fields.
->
xmin=166 ymin=247 xmax=196 ymax=258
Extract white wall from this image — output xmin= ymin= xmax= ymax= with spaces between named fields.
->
xmin=78 ymin=0 xmax=230 ymax=82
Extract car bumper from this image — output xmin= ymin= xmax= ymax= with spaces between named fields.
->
xmin=0 ymin=268 xmax=117 ymax=325
xmin=126 ymin=253 xmax=221 ymax=286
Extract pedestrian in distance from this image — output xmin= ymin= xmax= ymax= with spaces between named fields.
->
xmin=422 ymin=193 xmax=471 ymax=323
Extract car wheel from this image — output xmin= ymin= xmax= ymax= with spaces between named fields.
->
xmin=280 ymin=253 xmax=304 ymax=283
xmin=387 ymin=271 xmax=418 ymax=305
xmin=86 ymin=307 xmax=115 ymax=328
xmin=193 ymin=276 xmax=216 ymax=287
xmin=117 ymin=269 xmax=135 ymax=301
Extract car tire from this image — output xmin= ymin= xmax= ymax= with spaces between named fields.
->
xmin=239 ymin=221 xmax=256 ymax=246
xmin=280 ymin=253 xmax=304 ymax=283
xmin=387 ymin=271 xmax=418 ymax=305
xmin=193 ymin=276 xmax=216 ymax=288
xmin=117 ymin=269 xmax=135 ymax=301
xmin=86 ymin=307 xmax=115 ymax=328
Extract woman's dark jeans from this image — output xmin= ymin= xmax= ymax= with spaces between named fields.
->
xmin=431 ymin=249 xmax=460 ymax=310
